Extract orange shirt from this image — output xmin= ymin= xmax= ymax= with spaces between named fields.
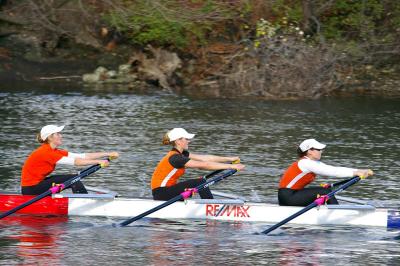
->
xmin=151 ymin=149 xmax=189 ymax=190
xmin=279 ymin=159 xmax=316 ymax=190
xmin=21 ymin=144 xmax=68 ymax=187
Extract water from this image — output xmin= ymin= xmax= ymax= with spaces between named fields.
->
xmin=0 ymin=87 xmax=399 ymax=265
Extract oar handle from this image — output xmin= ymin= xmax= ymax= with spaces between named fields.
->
xmin=204 ymin=159 xmax=240 ymax=180
xmin=320 ymin=177 xmax=355 ymax=188
xmin=321 ymin=170 xmax=373 ymax=188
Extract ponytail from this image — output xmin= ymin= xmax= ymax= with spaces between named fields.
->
xmin=36 ymin=133 xmax=48 ymax=144
xmin=162 ymin=131 xmax=172 ymax=145
xmin=162 ymin=130 xmax=178 ymax=146
xmin=297 ymin=147 xmax=307 ymax=158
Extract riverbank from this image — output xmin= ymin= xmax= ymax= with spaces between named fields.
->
xmin=2 ymin=53 xmax=399 ymax=99
xmin=1 ymin=1 xmax=399 ymax=99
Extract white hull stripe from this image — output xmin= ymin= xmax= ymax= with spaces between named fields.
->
xmin=160 ymin=168 xmax=178 ymax=187
xmin=286 ymin=172 xmax=307 ymax=188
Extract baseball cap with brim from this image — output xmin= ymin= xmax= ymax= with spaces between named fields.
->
xmin=299 ymin=138 xmax=326 ymax=152
xmin=168 ymin=128 xmax=195 ymax=142
xmin=40 ymin=125 xmax=65 ymax=141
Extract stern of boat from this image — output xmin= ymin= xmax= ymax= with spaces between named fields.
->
xmin=388 ymin=210 xmax=400 ymax=229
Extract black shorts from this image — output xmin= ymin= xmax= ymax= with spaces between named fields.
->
xmin=278 ymin=187 xmax=338 ymax=206
xmin=152 ymin=178 xmax=213 ymax=201
xmin=21 ymin=174 xmax=88 ymax=195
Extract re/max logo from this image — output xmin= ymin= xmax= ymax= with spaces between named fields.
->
xmin=205 ymin=204 xmax=250 ymax=217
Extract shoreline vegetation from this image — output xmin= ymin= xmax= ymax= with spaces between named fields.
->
xmin=0 ymin=0 xmax=399 ymax=99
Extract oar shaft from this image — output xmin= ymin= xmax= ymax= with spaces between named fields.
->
xmin=119 ymin=194 xmax=183 ymax=226
xmin=330 ymin=176 xmax=360 ymax=195
xmin=117 ymin=169 xmax=237 ymax=227
xmin=0 ymin=163 xmax=104 ymax=220
xmin=63 ymin=164 xmax=102 ymax=188
xmin=262 ymin=203 xmax=317 ymax=234
xmin=204 ymin=169 xmax=225 ymax=179
xmin=261 ymin=176 xmax=361 ymax=235
xmin=329 ymin=177 xmax=356 ymax=188
xmin=203 ymin=160 xmax=239 ymax=180
xmin=0 ymin=191 xmax=51 ymax=219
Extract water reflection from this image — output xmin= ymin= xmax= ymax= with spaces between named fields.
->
xmin=0 ymin=215 xmax=67 ymax=265
xmin=138 ymin=220 xmax=249 ymax=265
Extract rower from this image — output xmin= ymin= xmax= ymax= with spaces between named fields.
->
xmin=151 ymin=128 xmax=245 ymax=201
xmin=21 ymin=125 xmax=119 ymax=195
xmin=278 ymin=138 xmax=373 ymax=206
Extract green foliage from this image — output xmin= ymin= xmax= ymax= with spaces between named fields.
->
xmin=390 ymin=3 xmax=400 ymax=28
xmin=102 ymin=0 xmax=400 ymax=68
xmin=320 ymin=0 xmax=384 ymax=40
xmin=104 ymin=1 xmax=185 ymax=47
xmin=270 ymin=0 xmax=303 ymax=25
xmin=103 ymin=0 xmax=234 ymax=48
xmin=239 ymin=0 xmax=252 ymax=15
xmin=266 ymin=0 xmax=399 ymax=44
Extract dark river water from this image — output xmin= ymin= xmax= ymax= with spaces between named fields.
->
xmin=0 ymin=86 xmax=399 ymax=265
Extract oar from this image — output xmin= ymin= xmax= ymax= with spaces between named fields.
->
xmin=0 ymin=161 xmax=109 ymax=220
xmin=203 ymin=160 xmax=240 ymax=180
xmin=203 ymin=168 xmax=225 ymax=179
xmin=261 ymin=176 xmax=364 ymax=235
xmin=320 ymin=177 xmax=355 ymax=189
xmin=205 ymin=160 xmax=241 ymax=217
xmin=115 ymin=168 xmax=238 ymax=227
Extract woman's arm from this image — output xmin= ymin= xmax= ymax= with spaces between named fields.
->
xmin=57 ymin=156 xmax=110 ymax=167
xmin=84 ymin=151 xmax=119 ymax=160
xmin=300 ymin=159 xmax=372 ymax=178
xmin=185 ymin=159 xmax=244 ymax=171
xmin=74 ymin=157 xmax=110 ymax=167
xmin=76 ymin=151 xmax=119 ymax=166
xmin=189 ymin=153 xmax=239 ymax=163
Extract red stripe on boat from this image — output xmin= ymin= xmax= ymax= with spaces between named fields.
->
xmin=0 ymin=194 xmax=68 ymax=215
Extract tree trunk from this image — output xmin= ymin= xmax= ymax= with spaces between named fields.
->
xmin=301 ymin=0 xmax=313 ymax=33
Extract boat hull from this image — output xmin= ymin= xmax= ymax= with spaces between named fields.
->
xmin=1 ymin=194 xmax=399 ymax=229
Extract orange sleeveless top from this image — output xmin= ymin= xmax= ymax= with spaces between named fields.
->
xmin=151 ymin=150 xmax=188 ymax=190
xmin=279 ymin=159 xmax=316 ymax=190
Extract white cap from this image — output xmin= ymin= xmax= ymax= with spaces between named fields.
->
xmin=40 ymin=125 xmax=65 ymax=140
xmin=299 ymin=138 xmax=326 ymax=152
xmin=168 ymin=128 xmax=195 ymax=142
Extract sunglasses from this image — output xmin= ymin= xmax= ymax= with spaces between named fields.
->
xmin=310 ymin=148 xmax=322 ymax=151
